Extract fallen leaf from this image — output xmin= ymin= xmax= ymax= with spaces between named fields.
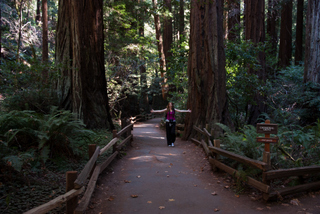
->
xmin=235 ymin=194 xmax=239 ymax=198
xmin=167 ymin=175 xmax=170 ymax=177
xmin=169 ymin=199 xmax=175 ymax=202
xmin=147 ymin=201 xmax=152 ymax=204
xmin=137 ymin=175 xmax=141 ymax=178
xmin=131 ymin=195 xmax=138 ymax=198
xmin=211 ymin=192 xmax=217 ymax=195
xmin=217 ymin=181 xmax=221 ymax=184
xmin=290 ymin=199 xmax=300 ymax=206
xmin=214 ymin=208 xmax=220 ymax=212
xmin=224 ymin=186 xmax=229 ymax=189
xmin=159 ymin=206 xmax=165 ymax=209
xmin=256 ymin=207 xmax=264 ymax=211
xmin=281 ymin=203 xmax=289 ymax=207
xmin=194 ymin=185 xmax=197 ymax=187
xmin=124 ymin=180 xmax=131 ymax=183
xmin=266 ymin=206 xmax=271 ymax=210
xmin=183 ymin=151 xmax=186 ymax=154
xmin=170 ymin=163 xmax=173 ymax=166
xmin=108 ymin=196 xmax=114 ymax=201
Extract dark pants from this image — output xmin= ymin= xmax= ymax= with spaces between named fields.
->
xmin=166 ymin=122 xmax=176 ymax=145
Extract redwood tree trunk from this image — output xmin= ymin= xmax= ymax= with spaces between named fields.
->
xmin=42 ymin=0 xmax=48 ymax=80
xmin=56 ymin=0 xmax=114 ymax=129
xmin=152 ymin=0 xmax=167 ymax=99
xmin=267 ymin=0 xmax=278 ymax=54
xmin=304 ymin=1 xmax=320 ymax=83
xmin=278 ymin=0 xmax=292 ymax=69
xmin=295 ymin=0 xmax=304 ymax=65
xmin=179 ymin=0 xmax=185 ymax=43
xmin=183 ymin=0 xmax=231 ymax=139
xmin=245 ymin=0 xmax=266 ymax=125
xmin=227 ymin=0 xmax=240 ymax=41
xmin=36 ymin=0 xmax=41 ymax=22
xmin=163 ymin=0 xmax=173 ymax=64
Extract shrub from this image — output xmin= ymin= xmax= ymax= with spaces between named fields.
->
xmin=0 ymin=107 xmax=96 ymax=172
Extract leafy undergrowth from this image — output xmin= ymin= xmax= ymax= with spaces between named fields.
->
xmin=0 ymin=109 xmax=118 ymax=213
xmin=215 ymin=122 xmax=320 ymax=194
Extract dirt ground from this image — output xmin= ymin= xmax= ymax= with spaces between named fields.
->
xmin=86 ymin=118 xmax=320 ymax=214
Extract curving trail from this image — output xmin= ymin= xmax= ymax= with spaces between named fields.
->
xmin=87 ymin=118 xmax=320 ymax=214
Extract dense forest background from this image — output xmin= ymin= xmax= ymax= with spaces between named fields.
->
xmin=0 ymin=0 xmax=320 ymax=212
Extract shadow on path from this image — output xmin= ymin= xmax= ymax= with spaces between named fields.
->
xmin=87 ymin=118 xmax=320 ymax=214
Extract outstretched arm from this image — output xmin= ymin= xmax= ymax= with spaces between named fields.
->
xmin=151 ymin=108 xmax=167 ymax=113
xmin=175 ymin=109 xmax=192 ymax=113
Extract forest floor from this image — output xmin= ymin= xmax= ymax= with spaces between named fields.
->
xmin=86 ymin=118 xmax=320 ymax=214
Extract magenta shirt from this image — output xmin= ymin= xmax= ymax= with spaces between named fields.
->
xmin=167 ymin=110 xmax=175 ymax=120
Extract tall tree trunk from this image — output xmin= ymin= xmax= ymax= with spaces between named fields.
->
xmin=304 ymin=1 xmax=320 ymax=84
xmin=16 ymin=0 xmax=23 ymax=62
xmin=163 ymin=0 xmax=173 ymax=64
xmin=0 ymin=6 xmax=2 ymax=64
xmin=245 ymin=0 xmax=266 ymax=125
xmin=42 ymin=0 xmax=48 ymax=80
xmin=295 ymin=0 xmax=304 ymax=65
xmin=36 ymin=0 xmax=41 ymax=22
xmin=267 ymin=0 xmax=278 ymax=54
xmin=152 ymin=0 xmax=167 ymax=99
xmin=138 ymin=0 xmax=144 ymax=37
xmin=179 ymin=0 xmax=185 ymax=43
xmin=278 ymin=0 xmax=292 ymax=69
xmin=183 ymin=0 xmax=232 ymax=140
xmin=56 ymin=0 xmax=114 ymax=129
xmin=227 ymin=0 xmax=240 ymax=41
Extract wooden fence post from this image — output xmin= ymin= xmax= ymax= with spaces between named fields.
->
xmin=66 ymin=171 xmax=78 ymax=214
xmin=262 ymin=120 xmax=271 ymax=171
xmin=214 ymin=139 xmax=220 ymax=160
xmin=88 ymin=144 xmax=97 ymax=177
xmin=112 ymin=129 xmax=118 ymax=153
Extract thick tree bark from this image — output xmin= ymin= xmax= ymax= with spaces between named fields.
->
xmin=245 ymin=0 xmax=266 ymax=125
xmin=267 ymin=0 xmax=278 ymax=54
xmin=0 ymin=7 xmax=2 ymax=63
xmin=36 ymin=0 xmax=41 ymax=22
xmin=152 ymin=0 xmax=167 ymax=99
xmin=16 ymin=0 xmax=23 ymax=62
xmin=42 ymin=0 xmax=48 ymax=80
xmin=56 ymin=0 xmax=114 ymax=129
xmin=179 ymin=0 xmax=185 ymax=43
xmin=163 ymin=0 xmax=173 ymax=64
xmin=138 ymin=0 xmax=144 ymax=37
xmin=304 ymin=1 xmax=320 ymax=84
xmin=183 ymin=0 xmax=231 ymax=139
xmin=295 ymin=0 xmax=304 ymax=65
xmin=278 ymin=0 xmax=292 ymax=69
xmin=227 ymin=0 xmax=240 ymax=41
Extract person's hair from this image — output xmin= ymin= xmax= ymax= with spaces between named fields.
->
xmin=165 ymin=102 xmax=175 ymax=116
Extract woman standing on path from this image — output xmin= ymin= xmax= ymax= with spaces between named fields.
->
xmin=151 ymin=102 xmax=191 ymax=147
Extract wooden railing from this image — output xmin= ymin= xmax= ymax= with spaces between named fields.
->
xmin=24 ymin=123 xmax=134 ymax=214
xmin=191 ymin=124 xmax=320 ymax=201
xmin=130 ymin=113 xmax=155 ymax=123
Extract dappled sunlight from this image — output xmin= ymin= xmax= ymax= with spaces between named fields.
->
xmin=135 ymin=135 xmax=165 ymax=140
xmin=129 ymin=152 xmax=178 ymax=163
xmin=134 ymin=124 xmax=160 ymax=128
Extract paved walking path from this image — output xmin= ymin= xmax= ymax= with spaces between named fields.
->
xmin=87 ymin=118 xmax=320 ymax=214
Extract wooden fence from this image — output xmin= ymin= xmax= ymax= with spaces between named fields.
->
xmin=24 ymin=115 xmax=155 ymax=214
xmin=191 ymin=123 xmax=320 ymax=201
xmin=130 ymin=113 xmax=155 ymax=123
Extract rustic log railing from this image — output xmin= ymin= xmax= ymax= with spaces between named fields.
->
xmin=191 ymin=123 xmax=320 ymax=201
xmin=24 ymin=123 xmax=134 ymax=214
